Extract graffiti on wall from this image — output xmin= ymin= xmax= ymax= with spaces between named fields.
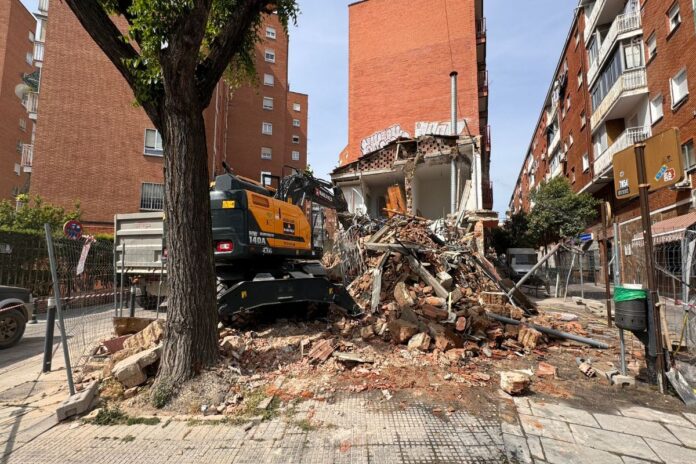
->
xmin=415 ymin=120 xmax=469 ymax=137
xmin=361 ymin=124 xmax=411 ymax=155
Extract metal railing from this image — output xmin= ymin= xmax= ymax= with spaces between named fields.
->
xmin=591 ymin=67 xmax=647 ymax=130
xmin=24 ymin=91 xmax=39 ymax=117
xmin=587 ymin=12 xmax=642 ymax=84
xmin=476 ymin=17 xmax=487 ymax=40
xmin=21 ymin=144 xmax=33 ymax=171
xmin=478 ymin=70 xmax=488 ymax=94
xmin=593 ymin=126 xmax=651 ymax=177
xmin=33 ymin=42 xmax=44 ymax=63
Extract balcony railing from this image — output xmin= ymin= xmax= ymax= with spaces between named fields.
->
xmin=33 ymin=42 xmax=44 ymax=63
xmin=478 ymin=70 xmax=488 ymax=95
xmin=476 ymin=18 xmax=487 ymax=41
xmin=584 ymin=0 xmax=606 ymax=42
xmin=591 ymin=67 xmax=647 ymax=129
xmin=593 ymin=126 xmax=651 ymax=177
xmin=21 ymin=144 xmax=33 ymax=171
xmin=24 ymin=91 xmax=38 ymax=119
xmin=587 ymin=12 xmax=641 ymax=84
xmin=38 ymin=0 xmax=49 ymax=14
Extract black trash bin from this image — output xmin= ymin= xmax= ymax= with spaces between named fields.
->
xmin=614 ymin=286 xmax=648 ymax=332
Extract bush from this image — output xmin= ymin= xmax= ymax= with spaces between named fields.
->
xmin=0 ymin=195 xmax=81 ymax=233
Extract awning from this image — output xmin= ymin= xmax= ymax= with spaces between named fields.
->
xmin=632 ymin=211 xmax=696 ymax=247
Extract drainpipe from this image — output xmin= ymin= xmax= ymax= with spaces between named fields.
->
xmin=450 ymin=71 xmax=458 ymax=215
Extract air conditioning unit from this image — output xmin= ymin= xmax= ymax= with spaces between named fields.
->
xmin=673 ymin=176 xmax=693 ymax=191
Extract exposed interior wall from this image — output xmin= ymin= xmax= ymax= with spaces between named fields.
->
xmin=413 ymin=163 xmax=452 ymax=219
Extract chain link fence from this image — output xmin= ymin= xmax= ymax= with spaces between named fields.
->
xmin=625 ymin=227 xmax=696 ymax=363
xmin=0 ymin=228 xmax=151 ymax=379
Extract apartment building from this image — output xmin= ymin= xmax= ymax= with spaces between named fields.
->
xmin=509 ymin=0 xmax=696 ymax=283
xmin=0 ymin=0 xmax=36 ymax=200
xmin=28 ymin=1 xmax=307 ymax=231
xmin=335 ymin=0 xmax=492 ymax=216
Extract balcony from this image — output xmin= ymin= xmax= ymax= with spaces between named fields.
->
xmin=24 ymin=91 xmax=38 ymax=120
xmin=21 ymin=144 xmax=33 ymax=172
xmin=587 ymin=12 xmax=641 ymax=85
xmin=590 ymin=67 xmax=647 ymax=130
xmin=33 ymin=42 xmax=44 ymax=64
xmin=584 ymin=0 xmax=606 ymax=42
xmin=38 ymin=0 xmax=49 ymax=15
xmin=593 ymin=126 xmax=651 ymax=179
xmin=548 ymin=129 xmax=561 ymax=153
xmin=476 ymin=18 xmax=486 ymax=42
xmin=478 ymin=70 xmax=488 ymax=96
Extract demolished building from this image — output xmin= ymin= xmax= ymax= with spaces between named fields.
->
xmin=331 ymin=133 xmax=496 ymax=226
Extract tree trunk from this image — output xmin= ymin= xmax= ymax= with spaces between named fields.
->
xmin=156 ymin=99 xmax=218 ymax=386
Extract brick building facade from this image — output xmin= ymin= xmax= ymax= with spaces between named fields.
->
xmin=509 ymin=0 xmax=696 ymax=284
xmin=29 ymin=2 xmax=307 ymax=231
xmin=338 ymin=0 xmax=491 ymax=214
xmin=0 ymin=0 xmax=36 ymax=200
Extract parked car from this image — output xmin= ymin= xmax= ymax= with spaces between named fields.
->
xmin=0 ymin=285 xmax=34 ymax=349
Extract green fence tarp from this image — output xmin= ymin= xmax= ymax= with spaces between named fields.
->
xmin=614 ymin=286 xmax=647 ymax=302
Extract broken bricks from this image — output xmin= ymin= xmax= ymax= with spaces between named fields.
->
xmin=500 ymin=371 xmax=530 ymax=395
xmin=388 ymin=319 xmax=419 ymax=344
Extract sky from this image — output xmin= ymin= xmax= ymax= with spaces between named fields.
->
xmin=20 ymin=0 xmax=578 ymax=216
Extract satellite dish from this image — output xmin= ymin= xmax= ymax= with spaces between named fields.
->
xmin=15 ymin=83 xmax=30 ymax=99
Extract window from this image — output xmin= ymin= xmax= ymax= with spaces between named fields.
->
xmin=569 ymin=132 xmax=574 ymax=147
xmin=668 ymin=2 xmax=681 ymax=33
xmin=266 ymin=27 xmax=277 ymax=39
xmin=670 ymin=68 xmax=689 ymax=108
xmin=624 ymin=40 xmax=643 ymax=69
xmin=650 ymin=94 xmax=664 ymax=123
xmin=571 ymin=167 xmax=576 ymax=183
xmin=263 ymin=97 xmax=274 ymax=110
xmin=646 ymin=33 xmax=657 ymax=60
xmin=14 ymin=163 xmax=20 ymax=176
xmin=261 ymin=147 xmax=272 ymax=160
xmin=566 ymin=96 xmax=571 ymax=111
xmin=580 ymin=111 xmax=586 ymax=128
xmin=25 ymin=52 xmax=33 ymax=65
xmin=292 ymin=118 xmax=300 ymax=127
xmin=292 ymin=135 xmax=300 ymax=144
xmin=291 ymin=151 xmax=300 ymax=161
xmin=587 ymin=36 xmax=599 ymax=66
xmin=29 ymin=31 xmax=34 ymax=42
xmin=262 ymin=122 xmax=273 ymax=135
xmin=263 ymin=73 xmax=274 ymax=86
xmin=577 ymin=70 xmax=583 ymax=88
xmin=140 ymin=183 xmax=164 ymax=211
xmin=292 ymin=103 xmax=301 ymax=112
xmin=582 ymin=153 xmax=590 ymax=172
xmin=693 ymin=0 xmax=696 ymax=32
xmin=260 ymin=171 xmax=272 ymax=186
xmin=19 ymin=118 xmax=26 ymax=131
xmin=574 ymin=30 xmax=580 ymax=47
xmin=264 ymin=49 xmax=276 ymax=63
xmin=683 ymin=140 xmax=696 ymax=171
xmin=144 ymin=129 xmax=164 ymax=156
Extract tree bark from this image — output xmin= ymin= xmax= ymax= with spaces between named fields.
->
xmin=156 ymin=97 xmax=218 ymax=385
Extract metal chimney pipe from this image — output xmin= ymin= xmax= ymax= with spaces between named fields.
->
xmin=450 ymin=71 xmax=458 ymax=214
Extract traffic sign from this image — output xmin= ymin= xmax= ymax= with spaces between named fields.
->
xmin=63 ymin=220 xmax=83 ymax=240
xmin=578 ymin=232 xmax=593 ymax=242
xmin=614 ymin=128 xmax=683 ymax=200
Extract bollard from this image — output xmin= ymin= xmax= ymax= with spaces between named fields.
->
xmin=29 ymin=298 xmax=38 ymax=324
xmin=42 ymin=297 xmax=57 ymax=372
xmin=129 ymin=285 xmax=136 ymax=318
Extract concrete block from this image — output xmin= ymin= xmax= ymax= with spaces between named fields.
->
xmin=56 ymin=381 xmax=99 ymax=421
xmin=611 ymin=374 xmax=635 ymax=388
xmin=112 ymin=344 xmax=162 ymax=388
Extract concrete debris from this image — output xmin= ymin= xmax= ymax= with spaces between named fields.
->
xmin=111 ymin=344 xmax=162 ymax=388
xmin=407 ymin=332 xmax=431 ymax=351
xmin=123 ymin=319 xmax=165 ymax=351
xmin=536 ymin=362 xmax=557 ymax=378
xmin=307 ymin=339 xmax=335 ymax=364
xmin=500 ymin=372 xmax=530 ymax=396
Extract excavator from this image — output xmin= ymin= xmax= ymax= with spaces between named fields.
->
xmin=211 ymin=162 xmax=360 ymax=324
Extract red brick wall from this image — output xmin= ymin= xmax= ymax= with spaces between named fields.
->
xmin=0 ymin=0 xmax=34 ymax=200
xmin=345 ymin=0 xmax=482 ymax=165
xmin=31 ymin=5 xmax=307 ymax=231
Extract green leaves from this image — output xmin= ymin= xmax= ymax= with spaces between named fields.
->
xmin=527 ymin=177 xmax=599 ymax=246
xmin=0 ymin=196 xmax=82 ymax=233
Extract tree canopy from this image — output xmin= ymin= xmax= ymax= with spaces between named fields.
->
xmin=527 ymin=176 xmax=599 ymax=247
xmin=0 ymin=195 xmax=81 ymax=233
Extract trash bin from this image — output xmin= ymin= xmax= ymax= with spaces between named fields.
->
xmin=614 ymin=286 xmax=648 ymax=331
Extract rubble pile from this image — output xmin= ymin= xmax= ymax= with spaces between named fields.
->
xmin=342 ymin=216 xmax=549 ymax=358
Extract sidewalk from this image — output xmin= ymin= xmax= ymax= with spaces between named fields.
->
xmin=2 ymin=299 xmax=696 ymax=463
